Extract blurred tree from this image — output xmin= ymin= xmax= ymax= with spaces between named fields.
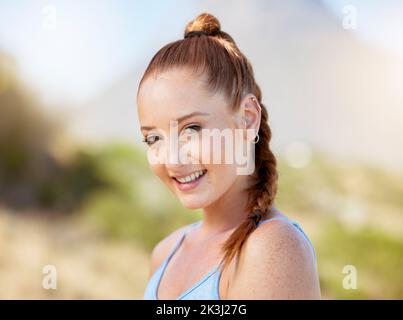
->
xmin=0 ymin=51 xmax=108 ymax=212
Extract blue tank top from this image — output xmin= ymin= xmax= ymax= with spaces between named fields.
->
xmin=143 ymin=216 xmax=317 ymax=300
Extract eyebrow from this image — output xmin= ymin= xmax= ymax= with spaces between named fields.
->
xmin=140 ymin=111 xmax=210 ymax=131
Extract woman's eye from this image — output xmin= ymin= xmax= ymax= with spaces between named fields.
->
xmin=182 ymin=124 xmax=201 ymax=134
xmin=142 ymin=135 xmax=160 ymax=146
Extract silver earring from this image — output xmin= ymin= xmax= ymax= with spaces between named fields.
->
xmin=252 ymin=133 xmax=260 ymax=144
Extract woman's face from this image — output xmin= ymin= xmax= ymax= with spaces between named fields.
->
xmin=137 ymin=68 xmax=248 ymax=210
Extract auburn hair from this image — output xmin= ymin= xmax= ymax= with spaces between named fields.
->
xmin=137 ymin=13 xmax=278 ymax=270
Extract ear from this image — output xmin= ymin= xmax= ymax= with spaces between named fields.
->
xmin=238 ymin=94 xmax=261 ymax=140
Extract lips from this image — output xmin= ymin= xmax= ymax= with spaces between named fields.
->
xmin=171 ymin=169 xmax=207 ymax=192
xmin=171 ymin=169 xmax=207 ymax=183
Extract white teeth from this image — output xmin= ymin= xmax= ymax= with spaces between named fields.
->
xmin=176 ymin=170 xmax=205 ymax=183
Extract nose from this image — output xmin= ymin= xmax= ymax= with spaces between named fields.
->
xmin=165 ymin=134 xmax=201 ymax=167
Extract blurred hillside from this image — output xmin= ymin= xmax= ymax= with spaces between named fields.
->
xmin=0 ymin=208 xmax=150 ymax=299
xmin=0 ymin=51 xmax=110 ymax=212
xmin=1 ymin=146 xmax=402 ymax=299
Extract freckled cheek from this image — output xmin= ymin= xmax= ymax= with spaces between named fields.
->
xmin=201 ymin=138 xmax=232 ymax=165
xmin=145 ymin=142 xmax=169 ymax=165
xmin=174 ymin=137 xmax=205 ymax=165
xmin=191 ymin=136 xmax=216 ymax=165
xmin=145 ymin=146 xmax=165 ymax=177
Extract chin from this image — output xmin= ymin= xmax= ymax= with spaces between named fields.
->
xmin=182 ymin=203 xmax=202 ymax=210
xmin=178 ymin=195 xmax=212 ymax=210
xmin=180 ymin=199 xmax=205 ymax=210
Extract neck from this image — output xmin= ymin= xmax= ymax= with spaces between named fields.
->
xmin=199 ymin=175 xmax=252 ymax=236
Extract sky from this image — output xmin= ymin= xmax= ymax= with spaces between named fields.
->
xmin=0 ymin=0 xmax=402 ymax=106
xmin=321 ymin=0 xmax=403 ymax=56
xmin=0 ymin=0 xmax=194 ymax=105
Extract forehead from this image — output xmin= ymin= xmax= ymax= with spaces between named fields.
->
xmin=137 ymin=69 xmax=227 ymax=123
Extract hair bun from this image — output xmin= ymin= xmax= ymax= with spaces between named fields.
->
xmin=184 ymin=13 xmax=221 ymax=39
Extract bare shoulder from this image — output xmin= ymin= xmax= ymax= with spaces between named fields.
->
xmin=228 ymin=219 xmax=321 ymax=299
xmin=147 ymin=223 xmax=190 ymax=279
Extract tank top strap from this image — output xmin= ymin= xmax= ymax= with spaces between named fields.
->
xmin=163 ymin=220 xmax=201 ymax=264
xmin=257 ymin=216 xmax=291 ymax=226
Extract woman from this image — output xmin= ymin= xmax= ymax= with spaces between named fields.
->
xmin=137 ymin=13 xmax=321 ymax=300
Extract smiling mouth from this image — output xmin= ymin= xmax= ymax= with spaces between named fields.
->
xmin=172 ymin=169 xmax=207 ymax=184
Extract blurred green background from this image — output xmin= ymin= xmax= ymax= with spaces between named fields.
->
xmin=0 ymin=0 xmax=402 ymax=299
